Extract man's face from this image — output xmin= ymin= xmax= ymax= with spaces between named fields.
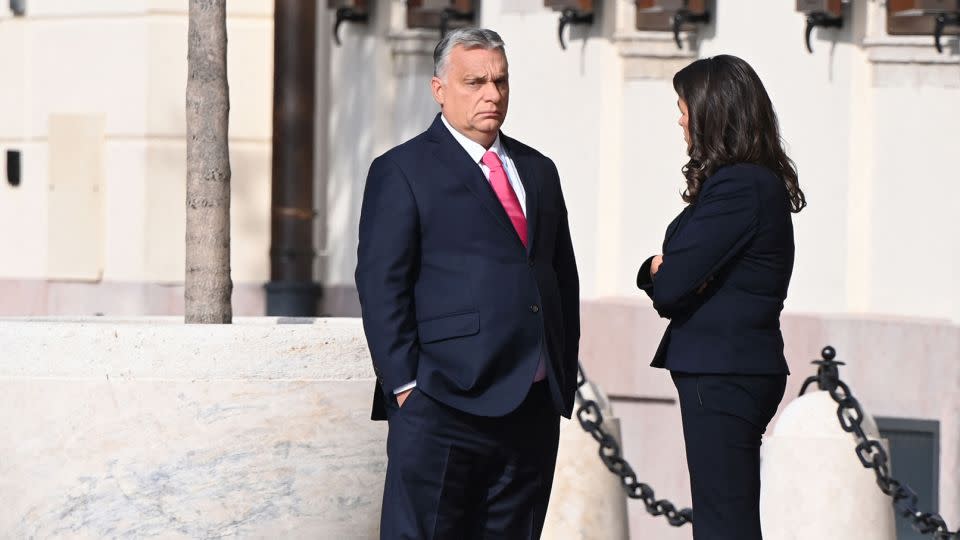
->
xmin=432 ymin=45 xmax=509 ymax=147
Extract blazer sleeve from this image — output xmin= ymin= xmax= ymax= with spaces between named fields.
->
xmin=636 ymin=255 xmax=655 ymax=296
xmin=637 ymin=208 xmax=687 ymax=300
xmin=355 ymin=156 xmax=421 ymax=394
xmin=648 ymin=173 xmax=759 ymax=317
xmin=550 ymin=161 xmax=581 ymax=384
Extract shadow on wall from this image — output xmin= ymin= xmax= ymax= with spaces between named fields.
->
xmin=325 ymin=28 xmax=382 ymax=317
xmin=324 ymin=25 xmax=440 ymax=317
xmin=393 ymin=56 xmax=442 ymax=144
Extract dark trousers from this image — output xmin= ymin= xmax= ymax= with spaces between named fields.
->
xmin=379 ymin=381 xmax=560 ymax=540
xmin=671 ymin=372 xmax=787 ymax=540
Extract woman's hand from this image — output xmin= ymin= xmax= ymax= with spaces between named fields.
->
xmin=652 ymin=254 xmax=712 ymax=293
xmin=651 ymin=255 xmax=664 ymax=277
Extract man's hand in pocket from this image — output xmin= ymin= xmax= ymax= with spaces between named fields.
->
xmin=396 ymin=388 xmax=413 ymax=407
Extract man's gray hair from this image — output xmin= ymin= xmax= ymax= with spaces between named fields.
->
xmin=433 ymin=27 xmax=505 ymax=79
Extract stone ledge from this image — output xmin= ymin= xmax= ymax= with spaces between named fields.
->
xmin=0 ymin=317 xmax=373 ymax=381
xmin=613 ymin=31 xmax=699 ymax=58
xmin=863 ymin=36 xmax=960 ymax=65
xmin=612 ymin=31 xmax=698 ymax=80
xmin=863 ymin=35 xmax=960 ymax=87
xmin=388 ymin=28 xmax=438 ymax=78
xmin=387 ymin=28 xmax=439 ymax=57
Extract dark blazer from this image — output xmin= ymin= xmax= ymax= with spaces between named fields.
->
xmin=355 ymin=114 xmax=580 ymax=420
xmin=637 ymin=163 xmax=794 ymax=375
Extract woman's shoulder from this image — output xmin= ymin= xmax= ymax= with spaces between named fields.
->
xmin=711 ymin=162 xmax=778 ymax=182
xmin=706 ymin=163 xmax=783 ymax=195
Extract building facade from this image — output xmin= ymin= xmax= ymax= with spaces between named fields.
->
xmin=0 ymin=1 xmax=957 ymax=538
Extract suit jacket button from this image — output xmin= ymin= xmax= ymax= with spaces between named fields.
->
xmin=529 ymin=304 xmax=540 ymax=313
xmin=528 ymin=259 xmax=535 ymax=267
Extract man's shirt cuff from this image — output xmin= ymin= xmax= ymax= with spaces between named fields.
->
xmin=393 ymin=380 xmax=417 ymax=394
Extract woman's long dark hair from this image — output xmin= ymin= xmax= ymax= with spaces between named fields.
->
xmin=673 ymin=55 xmax=806 ymax=213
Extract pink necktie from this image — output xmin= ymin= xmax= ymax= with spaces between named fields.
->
xmin=482 ymin=151 xmax=527 ymax=247
xmin=482 ymin=151 xmax=545 ymax=382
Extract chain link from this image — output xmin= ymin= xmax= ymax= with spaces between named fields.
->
xmin=801 ymin=346 xmax=958 ymax=540
xmin=577 ymin=345 xmax=957 ymax=538
xmin=574 ymin=364 xmax=692 ymax=527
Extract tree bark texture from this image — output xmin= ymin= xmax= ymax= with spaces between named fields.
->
xmin=185 ymin=0 xmax=232 ymax=323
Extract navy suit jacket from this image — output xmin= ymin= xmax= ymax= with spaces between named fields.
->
xmin=356 ymin=114 xmax=580 ymax=420
xmin=637 ymin=163 xmax=793 ymax=375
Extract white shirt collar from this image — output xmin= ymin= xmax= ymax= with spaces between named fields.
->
xmin=440 ymin=114 xmax=506 ymax=166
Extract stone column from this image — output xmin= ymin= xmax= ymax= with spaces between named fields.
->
xmin=543 ymin=381 xmax=630 ymax=540
xmin=760 ymin=390 xmax=896 ymax=540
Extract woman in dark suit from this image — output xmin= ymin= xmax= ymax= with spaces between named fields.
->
xmin=637 ymin=55 xmax=806 ymax=540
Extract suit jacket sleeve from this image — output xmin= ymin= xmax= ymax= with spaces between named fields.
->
xmin=355 ymin=156 xmax=421 ymax=394
xmin=648 ymin=173 xmax=759 ymax=318
xmin=550 ymin=162 xmax=580 ymax=384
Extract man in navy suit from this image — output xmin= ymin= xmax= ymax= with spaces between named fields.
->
xmin=355 ymin=27 xmax=580 ymax=539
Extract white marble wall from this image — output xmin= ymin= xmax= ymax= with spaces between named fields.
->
xmin=0 ymin=318 xmax=387 ymax=538
xmin=4 ymin=380 xmax=384 ymax=539
xmin=4 ymin=314 xmax=954 ymax=539
xmin=0 ymin=317 xmax=634 ymax=539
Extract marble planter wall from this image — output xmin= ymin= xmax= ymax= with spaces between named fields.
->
xmin=0 ymin=317 xmax=386 ymax=539
xmin=4 ymin=311 xmax=954 ymax=539
xmin=0 ymin=316 xmax=632 ymax=540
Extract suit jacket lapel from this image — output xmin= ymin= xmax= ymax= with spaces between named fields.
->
xmin=503 ymin=135 xmax=539 ymax=256
xmin=426 ymin=115 xmax=517 ymax=239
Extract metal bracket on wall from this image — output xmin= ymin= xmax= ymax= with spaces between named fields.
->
xmin=796 ymin=0 xmax=845 ymax=54
xmin=635 ymin=0 xmax=711 ymax=50
xmin=6 ymin=150 xmax=21 ymax=187
xmin=407 ymin=1 xmax=476 ymax=40
xmin=329 ymin=1 xmax=370 ymax=47
xmin=888 ymin=0 xmax=960 ymax=54
xmin=934 ymin=12 xmax=960 ymax=52
xmin=670 ymin=9 xmax=710 ymax=49
xmin=439 ymin=7 xmax=474 ymax=39
xmin=545 ymin=1 xmax=595 ymax=51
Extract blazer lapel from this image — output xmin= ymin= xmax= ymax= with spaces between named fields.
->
xmin=503 ymin=135 xmax=539 ymax=256
xmin=426 ymin=115 xmax=518 ymax=240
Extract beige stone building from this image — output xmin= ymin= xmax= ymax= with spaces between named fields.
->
xmin=0 ymin=1 xmax=957 ymax=538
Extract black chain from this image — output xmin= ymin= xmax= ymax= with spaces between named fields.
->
xmin=574 ymin=364 xmax=692 ymax=527
xmin=800 ymin=346 xmax=958 ymax=540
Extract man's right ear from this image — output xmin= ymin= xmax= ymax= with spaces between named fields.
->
xmin=431 ymin=77 xmax=444 ymax=106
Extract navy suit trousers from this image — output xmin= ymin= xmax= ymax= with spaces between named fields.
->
xmin=380 ymin=382 xmax=560 ymax=540
xmin=671 ymin=372 xmax=786 ymax=540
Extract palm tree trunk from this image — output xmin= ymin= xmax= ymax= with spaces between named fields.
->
xmin=185 ymin=0 xmax=232 ymax=323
